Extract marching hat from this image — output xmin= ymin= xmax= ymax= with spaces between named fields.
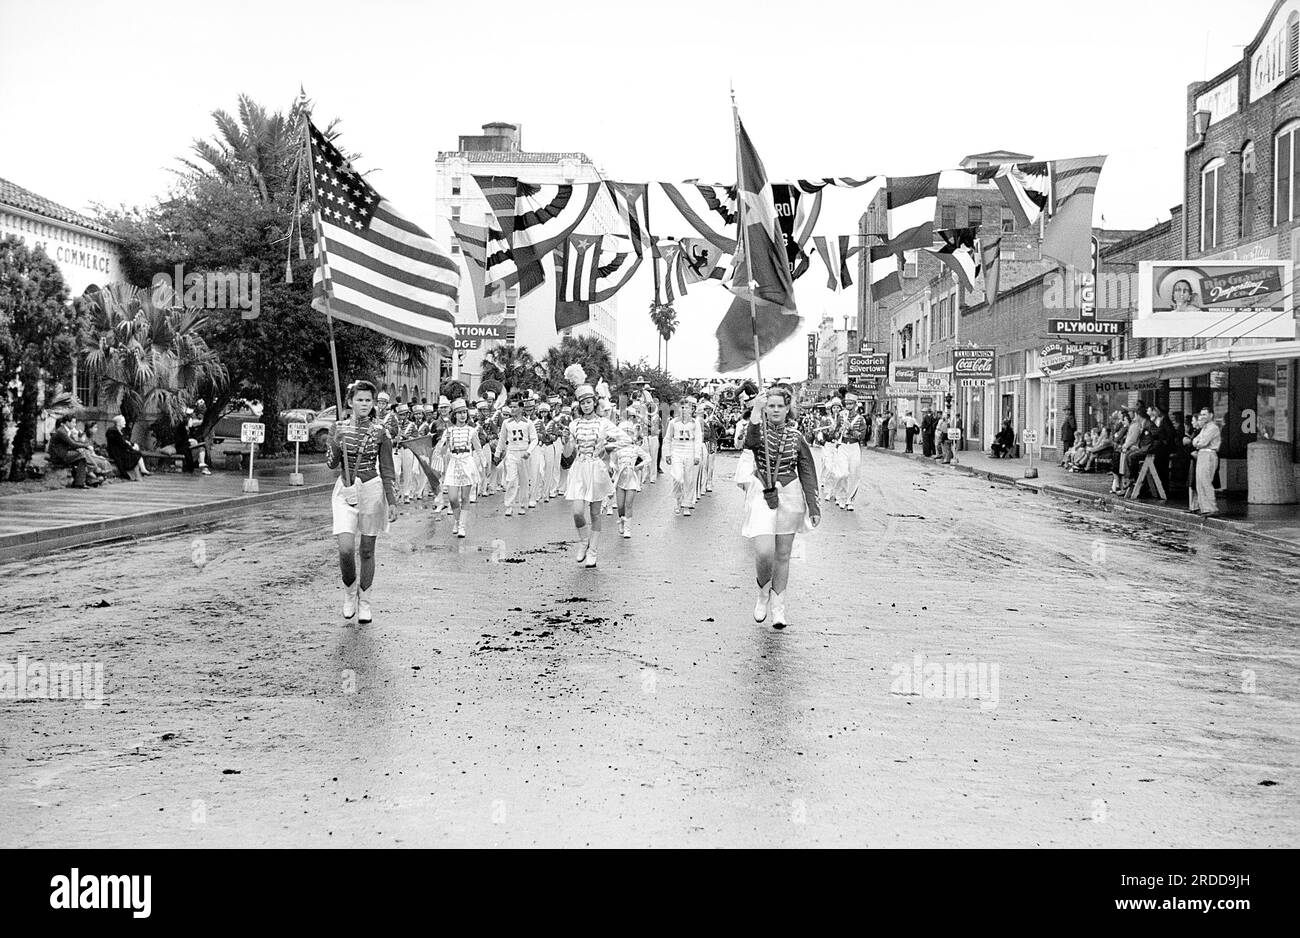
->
xmin=475 ymin=399 xmax=489 ymax=409
xmin=828 ymin=397 xmax=844 ymax=409
xmin=538 ymin=402 xmax=551 ymax=413
xmin=377 ymin=391 xmax=390 ymax=401
xmin=575 ymin=384 xmax=596 ymax=401
xmin=438 ymin=396 xmax=451 ymax=409
xmin=451 ymin=398 xmax=468 ymax=412
xmin=396 ymin=402 xmax=410 ymax=413
xmin=844 ymin=392 xmax=859 ymax=403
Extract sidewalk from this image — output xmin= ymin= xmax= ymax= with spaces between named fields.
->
xmin=863 ymin=438 xmax=1300 ymax=553
xmin=0 ymin=463 xmax=335 ymax=561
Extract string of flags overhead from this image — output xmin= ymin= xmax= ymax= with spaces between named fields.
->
xmin=452 ymin=156 xmax=1106 ymax=332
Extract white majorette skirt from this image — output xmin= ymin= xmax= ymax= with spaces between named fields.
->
xmin=614 ymin=465 xmax=641 ymax=491
xmin=565 ymin=454 xmax=615 ymax=503
xmin=332 ymin=475 xmax=390 ymax=537
xmin=443 ymin=450 xmax=480 ymax=488
xmin=741 ymin=478 xmax=812 ymax=538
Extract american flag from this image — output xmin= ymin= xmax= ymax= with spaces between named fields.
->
xmin=308 ymin=120 xmax=458 ymax=348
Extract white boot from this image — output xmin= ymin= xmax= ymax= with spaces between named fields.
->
xmin=584 ymin=530 xmax=599 ymax=567
xmin=357 ymin=589 xmax=372 ymax=624
xmin=769 ymin=590 xmax=787 ymax=629
xmin=342 ymin=580 xmax=358 ymax=619
xmin=621 ymin=517 xmax=631 ymax=539
xmin=574 ymin=531 xmax=590 ymax=564
xmin=753 ymin=582 xmax=771 ymax=622
xmin=456 ymin=512 xmax=467 ymax=538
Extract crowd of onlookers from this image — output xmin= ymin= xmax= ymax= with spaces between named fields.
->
xmin=45 ymin=407 xmax=212 ymax=489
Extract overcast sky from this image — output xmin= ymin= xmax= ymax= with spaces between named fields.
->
xmin=0 ymin=0 xmax=1270 ymax=378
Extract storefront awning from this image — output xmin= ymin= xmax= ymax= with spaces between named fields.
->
xmin=1051 ymin=340 xmax=1300 ymax=384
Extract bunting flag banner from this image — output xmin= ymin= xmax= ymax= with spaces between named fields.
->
xmin=307 ymin=120 xmax=458 ymax=349
xmin=884 ymin=173 xmax=940 ymax=253
xmin=482 ymin=223 xmax=521 ymax=299
xmin=510 ymin=180 xmax=601 ymax=295
xmin=652 ymin=239 xmax=688 ymax=305
xmin=715 ymin=113 xmax=801 ymax=373
xmin=448 ymin=220 xmax=506 ymax=318
xmin=795 ymin=176 xmax=877 ymax=193
xmin=678 ymin=237 xmax=728 ymax=284
xmin=982 ymin=162 xmax=1051 ymax=229
xmin=553 ymin=234 xmax=604 ymax=331
xmin=1041 ymin=156 xmax=1107 ymax=271
xmin=657 ymin=182 xmax=738 ymax=252
xmin=772 ymin=182 xmax=818 ymax=281
xmin=869 ymin=243 xmax=902 ymax=299
xmin=927 ymin=226 xmax=981 ymax=292
xmin=605 ymin=181 xmax=655 ymax=258
xmin=473 ymin=175 xmax=519 ymax=239
xmin=813 ymin=235 xmax=864 ymax=291
xmin=979 ymin=235 xmax=1002 ymax=307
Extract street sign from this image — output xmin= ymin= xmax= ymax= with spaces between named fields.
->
xmin=455 ymin=323 xmax=504 ymax=340
xmin=1048 ymin=318 xmax=1124 ymax=336
xmin=859 ymin=341 xmax=874 ymax=355
xmin=240 ymin=422 xmax=265 ymax=444
xmin=919 ymin=371 xmax=949 ymax=392
xmin=953 ymin=347 xmax=995 ymax=382
xmin=946 ymin=428 xmax=962 ymax=441
xmin=1023 ymin=428 xmax=1039 ymax=446
xmin=286 ymin=422 xmax=309 ymax=443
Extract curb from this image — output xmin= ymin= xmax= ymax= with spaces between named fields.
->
xmin=862 ymin=445 xmax=1300 ymax=556
xmin=0 ymin=481 xmax=334 ymax=563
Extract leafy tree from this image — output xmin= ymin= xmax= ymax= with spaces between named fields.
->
xmin=78 ymin=283 xmax=228 ymax=445
xmin=539 ymin=334 xmax=614 ymax=395
xmin=648 ymin=302 xmax=678 ymax=373
xmin=97 ymin=93 xmax=404 ymax=449
xmin=481 ymin=344 xmax=542 ymax=395
xmin=0 ymin=236 xmax=88 ymax=480
xmin=612 ymin=359 xmax=680 ymax=404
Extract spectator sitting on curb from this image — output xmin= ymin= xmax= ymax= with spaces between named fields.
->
xmin=991 ymin=419 xmax=1015 ymax=458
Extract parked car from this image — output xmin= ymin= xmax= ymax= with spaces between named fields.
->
xmin=279 ymin=407 xmax=315 ymax=426
xmin=210 ymin=410 xmax=263 ymax=464
xmin=307 ymin=405 xmax=349 ymax=452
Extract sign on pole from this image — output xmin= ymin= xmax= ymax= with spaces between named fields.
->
xmin=241 ymin=422 xmax=263 ymax=493
xmin=286 ymin=422 xmax=307 ymax=485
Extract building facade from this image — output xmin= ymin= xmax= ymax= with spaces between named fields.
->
xmin=1049 ymin=0 xmax=1300 ymax=494
xmin=375 ymin=122 xmax=620 ymax=402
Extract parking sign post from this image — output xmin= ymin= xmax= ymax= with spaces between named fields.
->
xmin=286 ymin=422 xmax=308 ymax=486
xmin=241 ymin=422 xmax=265 ymax=493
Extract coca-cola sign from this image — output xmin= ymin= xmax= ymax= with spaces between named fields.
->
xmin=953 ymin=347 xmax=995 ymax=380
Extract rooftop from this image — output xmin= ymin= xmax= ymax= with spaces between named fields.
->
xmin=436 ymin=150 xmax=595 ymax=164
xmin=0 ymin=176 xmax=119 ymax=239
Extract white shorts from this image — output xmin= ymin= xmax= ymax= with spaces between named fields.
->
xmin=331 ymin=475 xmax=389 ymax=537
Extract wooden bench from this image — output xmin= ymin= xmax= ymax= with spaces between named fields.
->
xmin=139 ymin=450 xmax=187 ymax=471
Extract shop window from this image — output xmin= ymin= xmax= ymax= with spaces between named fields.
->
xmin=968 ymin=204 xmax=983 ymax=229
xmin=1291 ymin=12 xmax=1300 ymax=77
xmin=940 ymin=204 xmax=957 ymax=229
xmin=1200 ymin=157 xmax=1225 ymax=251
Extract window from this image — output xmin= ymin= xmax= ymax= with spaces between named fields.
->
xmin=1241 ymin=142 xmax=1256 ymax=239
xmin=1001 ymin=208 xmax=1015 ymax=234
xmin=940 ymin=204 xmax=957 ymax=229
xmin=903 ymin=249 xmax=918 ymax=278
xmin=1291 ymin=12 xmax=1300 ymax=77
xmin=451 ymin=242 xmax=460 ymax=255
xmin=968 ymin=204 xmax=983 ymax=229
xmin=1200 ymin=158 xmax=1225 ymax=251
xmin=451 ymin=176 xmax=462 ymax=197
xmin=1274 ymin=121 xmax=1300 ymax=225
xmin=451 ymin=205 xmax=461 ymax=222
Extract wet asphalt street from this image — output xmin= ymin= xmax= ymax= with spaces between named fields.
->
xmin=1 ymin=450 xmax=1297 ymax=847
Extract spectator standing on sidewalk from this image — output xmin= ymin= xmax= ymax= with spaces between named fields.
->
xmin=1060 ymin=413 xmax=1077 ymax=452
xmin=902 ymin=411 xmax=918 ymax=453
xmin=1190 ymin=408 xmax=1222 ymax=516
xmin=920 ymin=408 xmax=936 ymax=457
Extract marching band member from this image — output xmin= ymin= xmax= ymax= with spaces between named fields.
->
xmin=742 ymin=385 xmax=820 ymax=629
xmin=665 ymin=397 xmax=704 ymax=516
xmin=326 ymin=380 xmax=399 ymax=625
xmin=474 ymin=400 xmax=496 ymax=497
xmin=392 ymin=403 xmax=416 ymax=505
xmin=553 ymin=410 xmax=572 ymax=495
xmin=829 ymin=392 xmax=867 ymax=510
xmin=612 ymin=418 xmax=649 ymax=538
xmin=531 ymin=399 xmax=555 ymax=505
xmin=698 ymin=401 xmax=720 ymax=496
xmin=563 ymin=384 xmax=618 ymax=567
xmin=495 ymin=394 xmax=537 ymax=517
xmin=546 ymin=396 xmax=565 ymax=498
xmin=429 ymin=397 xmax=452 ymax=514
xmin=434 ymin=398 xmax=483 ymax=538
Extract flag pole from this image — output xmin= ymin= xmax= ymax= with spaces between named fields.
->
xmin=731 ymin=85 xmax=764 ymax=391
xmin=301 ymin=100 xmax=352 ymax=486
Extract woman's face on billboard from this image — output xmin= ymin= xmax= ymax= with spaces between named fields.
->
xmin=1172 ymin=280 xmax=1194 ymax=307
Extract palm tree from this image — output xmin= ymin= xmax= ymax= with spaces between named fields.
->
xmin=540 ymin=334 xmax=614 ymax=393
xmin=649 ymin=302 xmax=678 ymax=375
xmin=79 ymin=284 xmax=228 ymax=444
xmin=482 ymin=344 xmax=538 ymax=394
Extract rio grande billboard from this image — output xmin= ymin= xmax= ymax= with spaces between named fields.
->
xmin=1135 ymin=260 xmax=1295 ymax=339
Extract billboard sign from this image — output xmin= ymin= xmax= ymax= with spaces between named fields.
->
xmin=1134 ymin=260 xmax=1294 ymax=338
xmin=953 ymin=347 xmax=995 ymax=382
xmin=1039 ymin=341 xmax=1076 ymax=377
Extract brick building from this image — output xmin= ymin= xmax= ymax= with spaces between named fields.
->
xmin=1051 ymin=0 xmax=1300 ymax=495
